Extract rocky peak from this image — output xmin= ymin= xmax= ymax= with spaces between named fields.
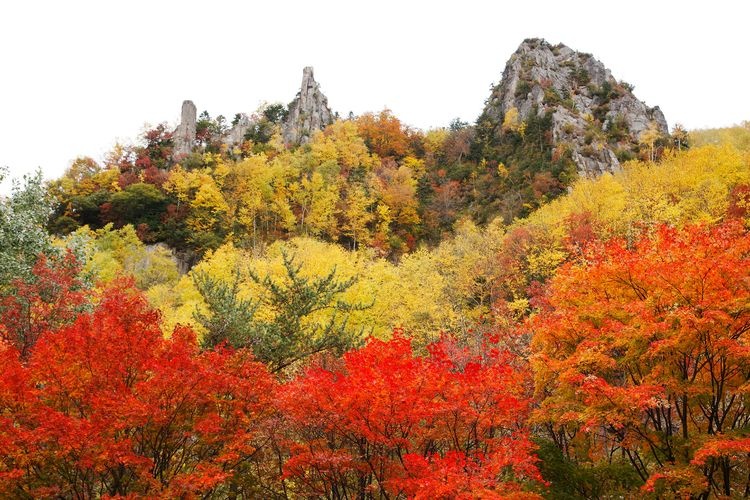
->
xmin=282 ymin=66 xmax=334 ymax=145
xmin=482 ymin=38 xmax=668 ymax=176
xmin=173 ymin=100 xmax=197 ymax=159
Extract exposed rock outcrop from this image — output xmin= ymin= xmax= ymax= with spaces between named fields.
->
xmin=282 ymin=67 xmax=334 ymax=145
xmin=173 ymin=100 xmax=197 ymax=158
xmin=223 ymin=113 xmax=252 ymax=148
xmin=481 ymin=38 xmax=668 ymax=176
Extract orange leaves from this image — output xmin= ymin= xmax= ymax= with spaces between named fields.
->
xmin=354 ymin=109 xmax=411 ymax=159
xmin=691 ymin=437 xmax=750 ymax=468
xmin=0 ymin=264 xmax=547 ymax=497
xmin=640 ymin=467 xmax=707 ymax=497
xmin=530 ymin=221 xmax=750 ymax=496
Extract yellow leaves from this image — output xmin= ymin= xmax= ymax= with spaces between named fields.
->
xmin=499 ymin=107 xmax=527 ymax=138
xmin=507 ymin=298 xmax=530 ymax=316
xmin=225 ymin=155 xmax=274 ymax=233
xmin=378 ymin=248 xmax=455 ymax=345
xmin=526 ymin=246 xmax=567 ymax=281
xmin=423 ymin=128 xmax=449 ymax=158
xmin=150 ymin=236 xmax=468 ymax=348
xmin=272 ymin=184 xmax=297 ymax=232
xmin=309 ymin=130 xmax=339 ymax=165
xmin=638 ymin=122 xmax=665 ymax=162
xmin=131 ymin=245 xmax=181 ymax=289
xmin=517 ymin=144 xmax=750 ymax=246
xmin=188 ymin=181 xmax=229 ymax=233
xmin=376 ymin=164 xmax=420 ymax=228
xmin=502 ymin=107 xmax=522 ymax=133
xmin=375 ymin=203 xmax=392 ymax=236
xmin=207 ymin=154 xmax=231 ymax=186
xmin=501 ymin=106 xmax=526 ymax=137
xmin=165 ymin=164 xmax=232 ymax=239
xmin=164 ymin=166 xmax=199 ymax=202
xmin=87 ymin=248 xmax=124 ymax=283
xmin=147 ymin=275 xmax=206 ymax=337
xmin=620 ymin=144 xmax=748 ymax=227
xmin=69 ymin=224 xmax=181 ymax=291
xmin=296 ymin=171 xmax=340 ymax=237
xmin=432 ymin=218 xmax=505 ymax=326
xmin=155 ymin=243 xmax=244 ymax=338
xmin=192 ymin=243 xmax=244 ymax=281
xmin=690 ymin=121 xmax=750 ymax=153
xmin=401 ymin=155 xmax=426 ymax=177
xmin=497 ymin=162 xmax=509 ymax=179
xmin=311 ymin=121 xmax=377 ymax=172
xmin=48 ymin=165 xmax=121 ymax=202
xmin=342 ymin=185 xmax=375 ymax=250
xmin=192 ymin=182 xmax=228 ymax=214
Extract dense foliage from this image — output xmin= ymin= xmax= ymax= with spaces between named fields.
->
xmin=46 ymin=101 xmax=683 ymax=261
xmin=0 ymin=279 xmax=277 ymax=498
xmin=0 ymin=271 xmax=540 ymax=498
xmin=280 ymin=333 xmax=543 ymax=498
xmin=3 ymin=102 xmax=750 ymax=497
xmin=531 ymin=222 xmax=750 ymax=497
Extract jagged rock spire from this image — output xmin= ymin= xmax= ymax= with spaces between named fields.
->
xmin=282 ymin=67 xmax=334 ymax=145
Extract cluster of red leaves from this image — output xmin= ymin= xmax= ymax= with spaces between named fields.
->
xmin=0 ymin=279 xmax=276 ymax=498
xmin=279 ymin=332 xmax=544 ymax=499
xmin=0 ymin=253 xmax=544 ymax=498
xmin=0 ymin=251 xmax=87 ymax=360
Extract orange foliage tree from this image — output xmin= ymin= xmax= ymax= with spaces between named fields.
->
xmin=530 ymin=222 xmax=750 ymax=497
xmin=0 ymin=280 xmax=276 ymax=498
xmin=279 ymin=332 xmax=544 ymax=498
xmin=354 ymin=109 xmax=411 ymax=159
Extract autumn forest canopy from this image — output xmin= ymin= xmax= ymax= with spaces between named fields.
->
xmin=2 ymin=43 xmax=750 ymax=497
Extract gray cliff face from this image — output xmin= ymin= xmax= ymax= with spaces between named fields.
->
xmin=282 ymin=67 xmax=334 ymax=145
xmin=482 ymin=39 xmax=668 ymax=176
xmin=173 ymin=100 xmax=197 ymax=159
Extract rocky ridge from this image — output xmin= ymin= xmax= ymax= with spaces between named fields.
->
xmin=481 ymin=38 xmax=668 ymax=176
xmin=172 ymin=67 xmax=333 ymax=155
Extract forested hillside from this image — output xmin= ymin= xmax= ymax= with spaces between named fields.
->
xmin=1 ymin=38 xmax=750 ymax=498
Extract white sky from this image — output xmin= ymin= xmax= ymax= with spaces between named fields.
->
xmin=1 ymin=0 xmax=748 ymax=194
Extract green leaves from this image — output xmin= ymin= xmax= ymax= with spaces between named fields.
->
xmin=0 ymin=168 xmax=54 ymax=287
xmin=194 ymin=250 xmax=370 ymax=373
xmin=193 ymin=268 xmax=259 ymax=350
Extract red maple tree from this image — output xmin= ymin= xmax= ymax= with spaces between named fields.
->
xmin=0 ymin=251 xmax=88 ymax=360
xmin=279 ymin=332 xmax=544 ymax=498
xmin=0 ymin=280 xmax=276 ymax=498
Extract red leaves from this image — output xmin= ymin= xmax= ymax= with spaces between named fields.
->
xmin=280 ymin=332 xmax=543 ymax=498
xmin=0 ymin=257 xmax=546 ymax=497
xmin=0 ymin=280 xmax=276 ymax=497
xmin=396 ymin=449 xmax=542 ymax=500
xmin=0 ymin=251 xmax=87 ymax=359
